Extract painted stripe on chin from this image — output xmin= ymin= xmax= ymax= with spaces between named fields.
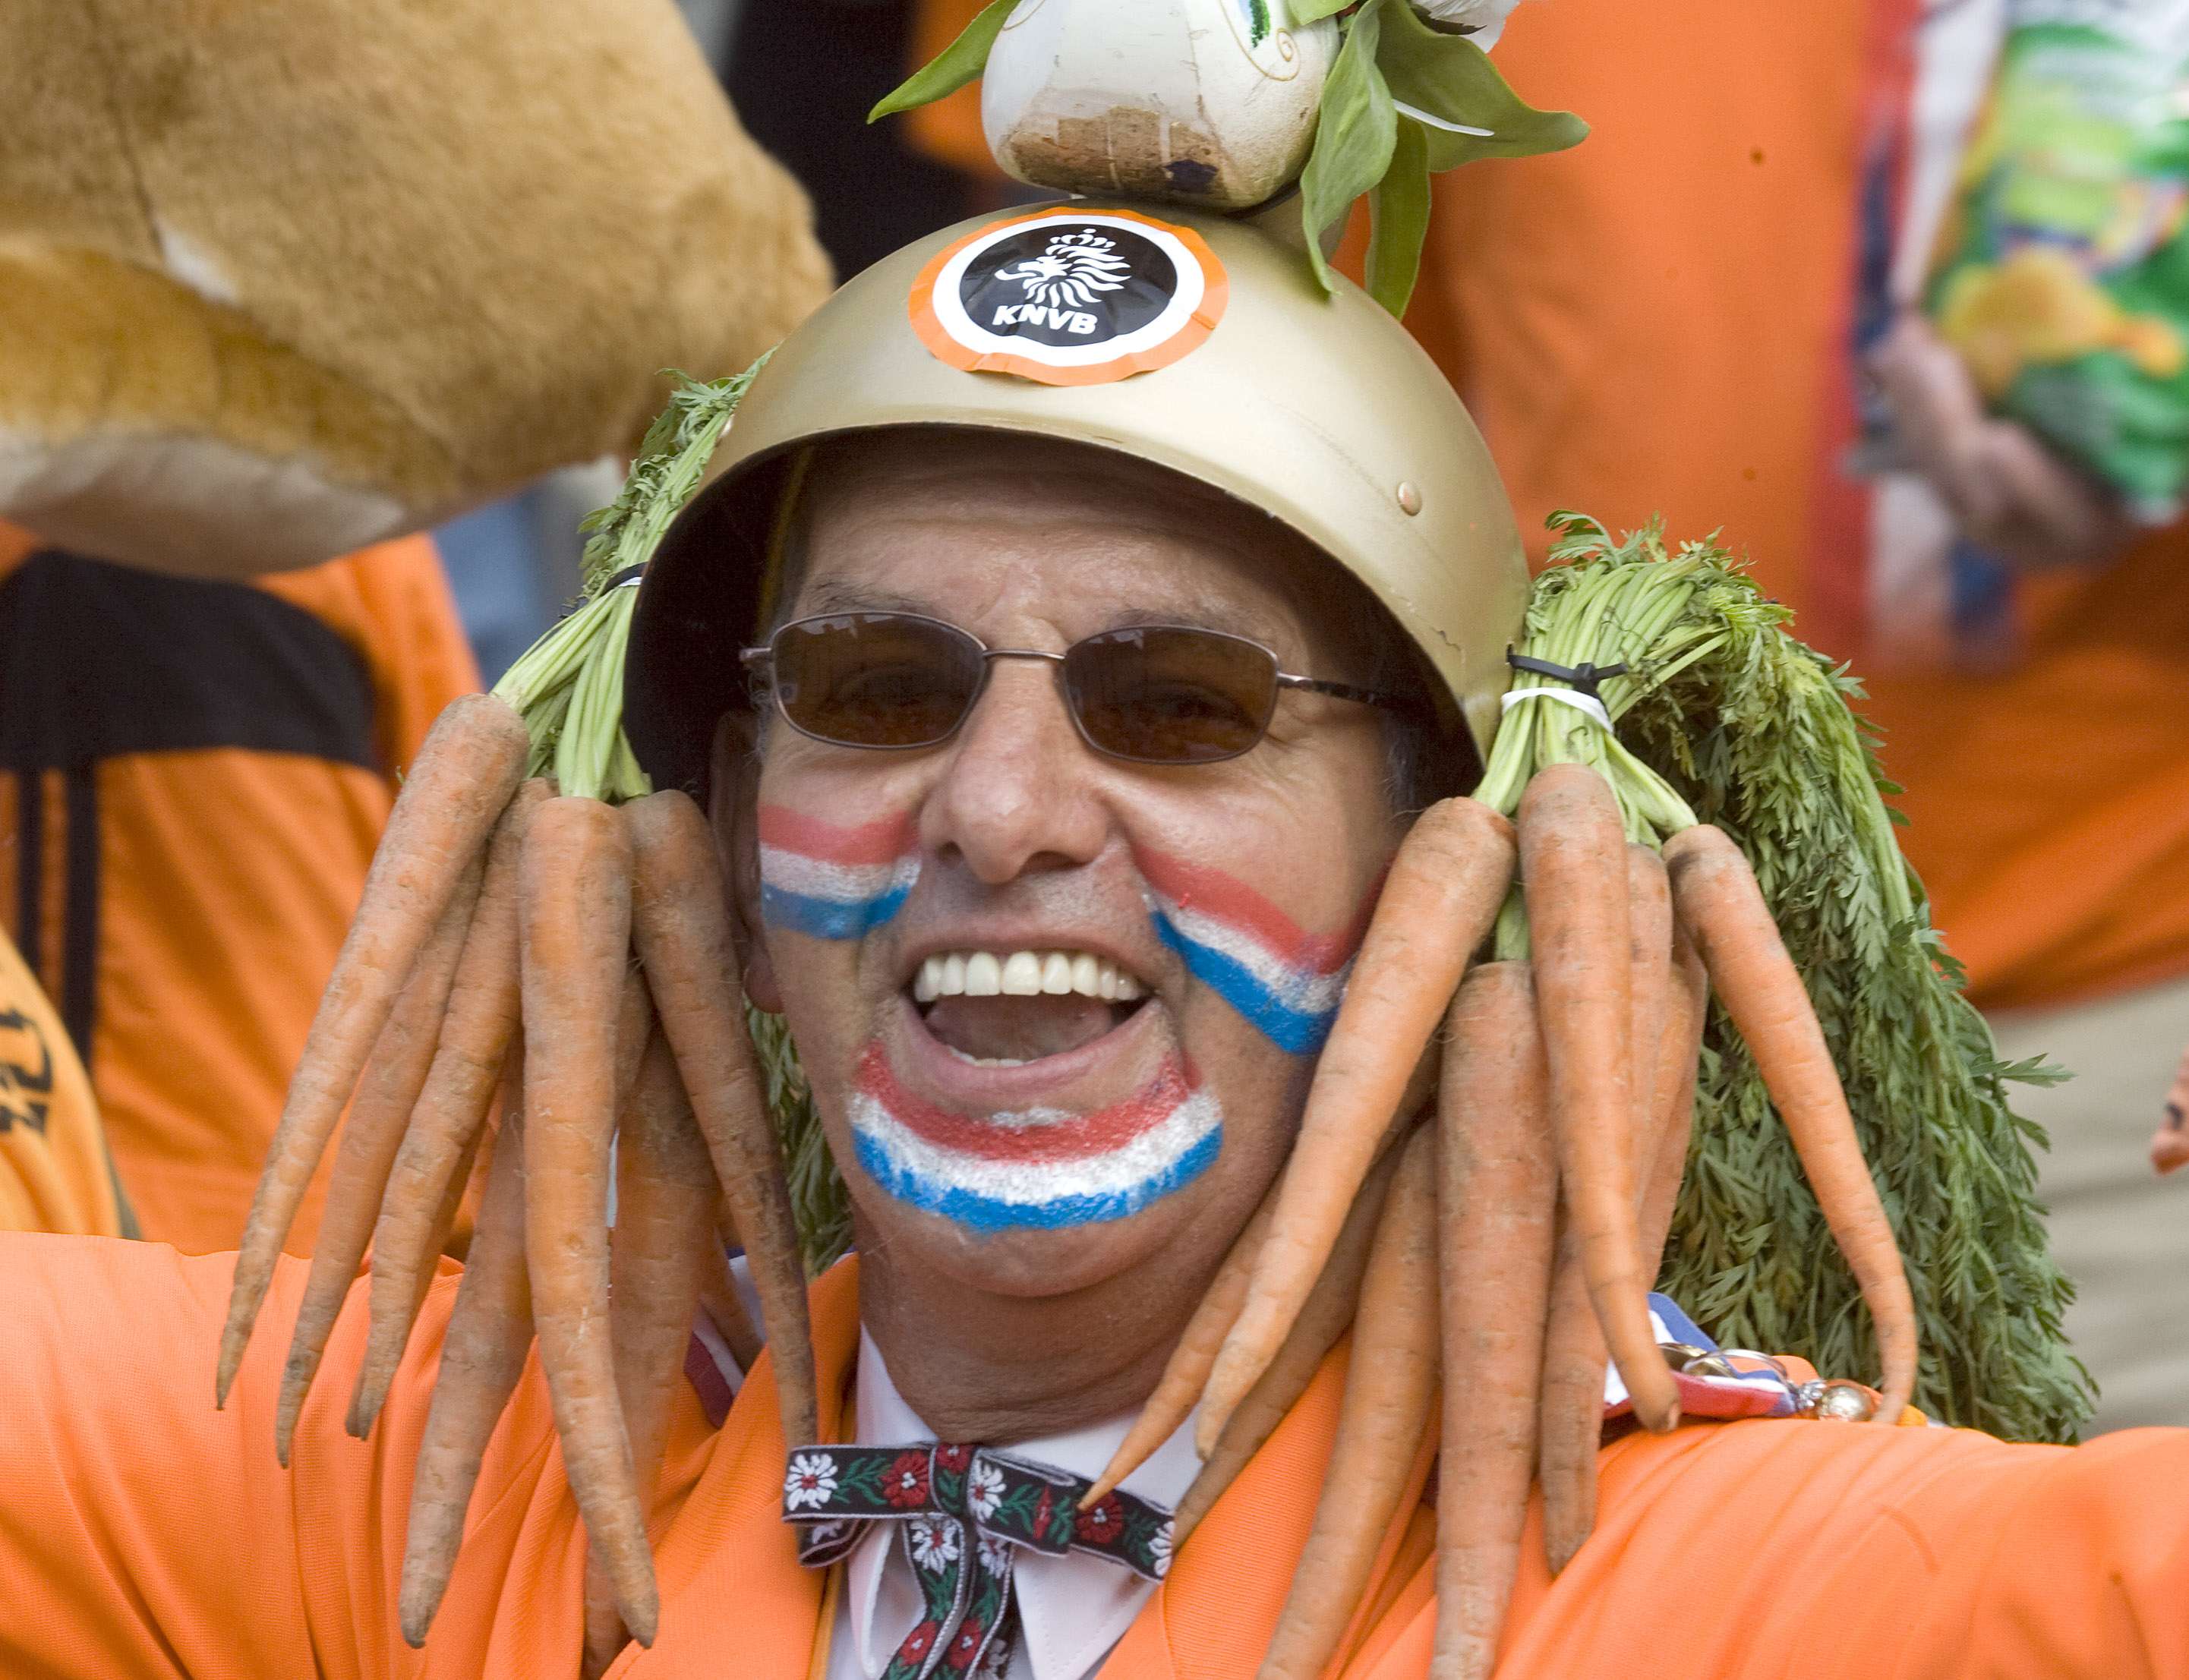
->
xmin=848 ymin=1051 xmax=1222 ymax=1231
xmin=756 ymin=805 xmax=919 ymax=941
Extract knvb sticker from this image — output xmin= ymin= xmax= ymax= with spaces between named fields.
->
xmin=909 ymin=207 xmax=1229 ymax=387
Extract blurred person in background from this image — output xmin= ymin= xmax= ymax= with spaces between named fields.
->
xmin=907 ymin=0 xmax=2189 ymax=1428
xmin=0 ymin=0 xmax=827 ymax=1253
xmin=0 ymin=525 xmax=478 ymax=1252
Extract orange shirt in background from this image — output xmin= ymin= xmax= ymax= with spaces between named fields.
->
xmin=0 ymin=523 xmax=478 ymax=1252
xmin=0 ymin=927 xmax=125 ymax=1236
xmin=1413 ymin=0 xmax=2189 ymax=1010
xmin=910 ymin=0 xmax=2189 ymax=1011
xmin=0 ymin=1239 xmax=2186 ymax=1677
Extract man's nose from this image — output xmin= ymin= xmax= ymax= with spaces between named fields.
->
xmin=923 ymin=657 xmax=1108 ymax=884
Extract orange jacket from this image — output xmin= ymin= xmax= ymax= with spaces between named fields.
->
xmin=3 ymin=1237 xmax=2185 ymax=1678
xmin=906 ymin=0 xmax=2189 ymax=1011
xmin=0 ymin=525 xmax=478 ymax=1252
xmin=0 ymin=925 xmax=125 ymax=1235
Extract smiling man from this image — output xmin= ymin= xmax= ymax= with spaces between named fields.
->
xmin=721 ymin=431 xmax=1418 ymax=1443
xmin=2 ymin=202 xmax=2189 ymax=1680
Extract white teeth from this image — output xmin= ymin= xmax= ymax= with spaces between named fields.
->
xmin=910 ymin=948 xmax=1153 ymax=1004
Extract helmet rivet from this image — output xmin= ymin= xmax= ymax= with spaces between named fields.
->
xmin=1396 ymin=481 xmax=1424 ymax=516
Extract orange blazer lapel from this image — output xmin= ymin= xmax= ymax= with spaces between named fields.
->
xmin=615 ymin=1259 xmax=863 ymax=1678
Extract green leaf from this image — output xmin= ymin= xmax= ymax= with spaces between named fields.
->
xmin=1292 ymin=0 xmax=1358 ymax=19
xmin=869 ymin=0 xmax=1016 ymax=123
xmin=1376 ymin=0 xmax=1587 ymax=171
xmin=1366 ymin=115 xmax=1432 ymax=316
xmin=1299 ymin=0 xmax=1398 ymax=294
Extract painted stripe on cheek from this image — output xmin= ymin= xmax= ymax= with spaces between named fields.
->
xmin=1137 ymin=850 xmax=1364 ymax=1054
xmin=756 ymin=805 xmax=919 ymax=941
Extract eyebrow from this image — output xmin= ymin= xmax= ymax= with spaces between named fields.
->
xmin=792 ymin=585 xmax=1292 ymax=651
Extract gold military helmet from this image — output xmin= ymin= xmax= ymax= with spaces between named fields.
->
xmin=624 ymin=199 xmax=1528 ymax=792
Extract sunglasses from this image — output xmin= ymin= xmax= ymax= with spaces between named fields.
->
xmin=740 ymin=611 xmax=1418 ymax=767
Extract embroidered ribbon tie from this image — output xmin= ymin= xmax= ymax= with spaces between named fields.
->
xmin=782 ymin=1442 xmax=1172 ymax=1680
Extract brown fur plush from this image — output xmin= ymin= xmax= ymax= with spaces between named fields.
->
xmin=0 ymin=0 xmax=832 ymax=576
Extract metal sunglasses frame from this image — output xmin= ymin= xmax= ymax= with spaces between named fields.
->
xmin=738 ymin=610 xmax=1421 ymax=766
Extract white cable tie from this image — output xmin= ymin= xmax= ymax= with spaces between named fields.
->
xmin=1393 ymin=98 xmax=1496 ymax=137
xmin=1501 ymin=685 xmax=1612 ymax=732
xmin=613 ymin=572 xmax=647 ymax=590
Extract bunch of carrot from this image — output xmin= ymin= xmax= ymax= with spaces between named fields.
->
xmin=1071 ymin=534 xmax=1940 ymax=1680
xmin=217 ymin=366 xmax=817 ymax=1676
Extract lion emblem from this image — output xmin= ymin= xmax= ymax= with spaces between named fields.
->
xmin=995 ymin=230 xmax=1133 ymax=312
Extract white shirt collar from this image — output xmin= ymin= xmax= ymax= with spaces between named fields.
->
xmin=837 ymin=1331 xmax=1200 ymax=1680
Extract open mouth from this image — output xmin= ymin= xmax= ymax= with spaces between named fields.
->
xmin=907 ymin=950 xmax=1153 ymax=1065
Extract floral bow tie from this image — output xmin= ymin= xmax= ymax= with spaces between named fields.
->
xmin=782 ymin=1443 xmax=1173 ymax=1680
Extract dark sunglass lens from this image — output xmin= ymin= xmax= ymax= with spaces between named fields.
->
xmin=770 ymin=614 xmax=984 ymax=748
xmin=1065 ymin=628 xmax=1277 ymax=764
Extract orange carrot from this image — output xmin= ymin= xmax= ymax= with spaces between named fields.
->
xmin=1431 ymin=963 xmax=1558 ymax=1680
xmin=1540 ymin=918 xmax=1699 ymax=1575
xmin=699 ymin=1229 xmax=765 ymax=1373
xmin=273 ymin=853 xmax=484 ymax=1464
xmin=1174 ymin=1139 xmax=1406 ymax=1545
xmin=219 ymin=694 xmax=529 ymax=1407
xmin=584 ymin=1033 xmax=720 ymax=1678
xmin=624 ymin=790 xmax=816 ymax=1452
xmin=2151 ymin=1040 xmax=2189 ymax=1175
xmin=1639 ymin=933 xmax=1708 ymax=1269
xmin=1519 ymin=764 xmax=1677 ymax=1435
xmin=1664 ymin=824 xmax=1919 ymax=1422
xmin=399 ymin=1053 xmax=535 ymax=1647
xmin=1201 ymin=799 xmax=1514 ymax=1454
xmin=1260 ymin=1127 xmax=1440 ymax=1680
xmin=1085 ymin=1184 xmax=1278 ymax=1507
xmin=355 ymin=783 xmax=546 ymax=1403
xmin=1625 ymin=846 xmax=1673 ymax=1165
xmin=1534 ymin=1231 xmax=1604 ymax=1575
xmin=520 ymin=795 xmax=657 ymax=1646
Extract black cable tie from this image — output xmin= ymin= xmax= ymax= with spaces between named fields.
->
xmin=1506 ymin=648 xmax=1628 ymax=699
xmin=604 ymin=562 xmax=651 ymax=591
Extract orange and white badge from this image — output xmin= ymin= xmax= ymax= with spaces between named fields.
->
xmin=909 ymin=207 xmax=1229 ymax=386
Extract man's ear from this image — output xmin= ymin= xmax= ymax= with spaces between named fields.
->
xmin=709 ymin=710 xmax=784 ymax=1013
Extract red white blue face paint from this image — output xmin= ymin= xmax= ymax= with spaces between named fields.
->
xmin=849 ymin=1044 xmax=1222 ymax=1232
xmin=1137 ymin=849 xmax=1362 ymax=1054
xmin=758 ymin=805 xmax=921 ymax=941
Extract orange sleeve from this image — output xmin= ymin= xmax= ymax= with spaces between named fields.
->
xmin=0 ymin=1232 xmax=572 ymax=1679
xmin=1349 ymin=1417 xmax=2189 ymax=1679
xmin=0 ymin=1235 xmax=323 ymax=1676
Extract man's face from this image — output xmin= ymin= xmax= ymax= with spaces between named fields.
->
xmin=723 ymin=434 xmax=1407 ymax=1301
